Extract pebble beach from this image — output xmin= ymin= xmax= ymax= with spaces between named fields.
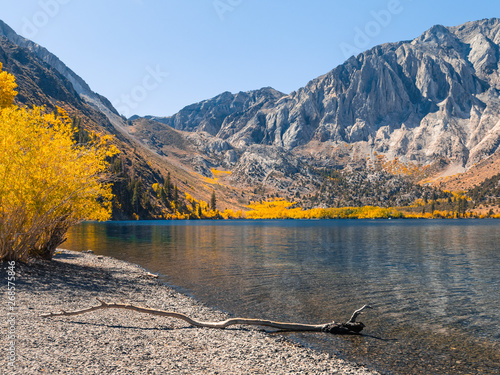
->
xmin=1 ymin=249 xmax=379 ymax=374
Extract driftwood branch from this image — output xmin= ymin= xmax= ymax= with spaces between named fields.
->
xmin=348 ymin=305 xmax=372 ymax=323
xmin=41 ymin=299 xmax=372 ymax=334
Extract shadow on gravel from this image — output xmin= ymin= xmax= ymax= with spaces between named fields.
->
xmin=61 ymin=320 xmax=194 ymax=331
xmin=360 ymin=334 xmax=399 ymax=342
xmin=0 ymin=255 xmax=132 ymax=294
xmin=52 ymin=251 xmax=80 ymax=260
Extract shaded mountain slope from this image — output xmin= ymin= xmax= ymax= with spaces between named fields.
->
xmin=0 ymin=27 xmax=216 ymax=219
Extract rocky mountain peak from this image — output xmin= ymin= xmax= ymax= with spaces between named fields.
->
xmin=2 ymin=17 xmax=500 ymax=207
xmin=414 ymin=24 xmax=461 ymax=48
xmin=146 ymin=87 xmax=286 ymax=136
xmin=152 ymin=18 xmax=500 ymax=174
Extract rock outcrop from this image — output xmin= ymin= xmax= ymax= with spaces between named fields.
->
xmin=145 ymin=19 xmax=500 ymax=173
xmin=2 ymin=17 xmax=500 ymax=208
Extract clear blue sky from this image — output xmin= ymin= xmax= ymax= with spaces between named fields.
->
xmin=1 ymin=0 xmax=498 ymax=117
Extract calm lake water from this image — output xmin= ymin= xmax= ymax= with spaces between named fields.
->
xmin=64 ymin=220 xmax=500 ymax=375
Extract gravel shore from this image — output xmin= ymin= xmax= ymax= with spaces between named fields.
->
xmin=1 ymin=249 xmax=379 ymax=374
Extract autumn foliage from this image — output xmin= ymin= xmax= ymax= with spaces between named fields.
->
xmin=0 ymin=63 xmax=119 ymax=261
xmin=245 ymin=199 xmax=404 ymax=219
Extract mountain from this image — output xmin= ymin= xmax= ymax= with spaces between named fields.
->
xmin=146 ymin=88 xmax=285 ymax=136
xmin=155 ymin=19 xmax=500 ymax=164
xmin=1 ymin=18 xmax=499 ymax=215
xmin=0 ymin=20 xmax=219 ymax=219
xmin=133 ymin=18 xmax=500 ymax=202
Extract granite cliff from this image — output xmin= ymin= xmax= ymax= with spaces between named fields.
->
xmin=130 ymin=18 xmax=500 ymax=205
xmin=2 ymin=18 xmax=500 ymax=212
xmin=148 ymin=19 xmax=500 ymax=172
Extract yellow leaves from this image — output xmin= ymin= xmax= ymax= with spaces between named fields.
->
xmin=0 ymin=63 xmax=119 ymax=260
xmin=245 ymin=199 xmax=404 ymax=219
xmin=451 ymin=191 xmax=467 ymax=199
xmin=211 ymin=168 xmax=231 ymax=177
xmin=195 ymin=173 xmax=218 ymax=185
xmin=368 ymin=153 xmax=431 ymax=178
xmin=246 ymin=199 xmax=299 ymax=219
xmin=220 ymin=209 xmax=245 ymax=219
xmin=196 ymin=168 xmax=232 ymax=185
xmin=0 ymin=62 xmax=17 ymax=109
xmin=202 ymin=209 xmax=220 ymax=219
xmin=158 ymin=187 xmax=245 ymax=220
xmin=105 ymin=143 xmax=120 ymax=157
xmin=165 ymin=212 xmax=189 ymax=220
xmin=55 ymin=106 xmax=72 ymax=124
xmin=402 ymin=210 xmax=451 ymax=219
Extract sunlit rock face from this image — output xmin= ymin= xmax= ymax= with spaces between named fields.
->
xmin=151 ymin=19 xmax=500 ymax=172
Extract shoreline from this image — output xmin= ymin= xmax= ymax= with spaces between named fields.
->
xmin=107 ymin=216 xmax=500 ymax=222
xmin=1 ymin=249 xmax=379 ymax=374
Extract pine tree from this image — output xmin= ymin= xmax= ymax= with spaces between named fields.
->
xmin=159 ymin=186 xmax=166 ymax=203
xmin=462 ymin=198 xmax=468 ymax=217
xmin=165 ymin=172 xmax=171 ymax=199
xmin=131 ymin=180 xmax=141 ymax=213
xmin=173 ymin=184 xmax=179 ymax=203
xmin=210 ymin=190 xmax=217 ymax=211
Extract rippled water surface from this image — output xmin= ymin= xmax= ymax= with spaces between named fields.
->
xmin=65 ymin=220 xmax=500 ymax=374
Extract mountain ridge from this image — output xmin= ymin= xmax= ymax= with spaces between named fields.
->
xmin=0 ymin=21 xmax=224 ymax=219
xmin=1 ymin=18 xmax=500 ymax=214
xmin=143 ymin=18 xmax=500 ymax=174
xmin=127 ymin=18 xmax=500 ymax=209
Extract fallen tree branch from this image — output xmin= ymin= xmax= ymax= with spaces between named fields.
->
xmin=41 ymin=299 xmax=371 ymax=334
xmin=348 ymin=305 xmax=371 ymax=323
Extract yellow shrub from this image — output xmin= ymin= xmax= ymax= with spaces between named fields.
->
xmin=0 ymin=64 xmax=119 ymax=261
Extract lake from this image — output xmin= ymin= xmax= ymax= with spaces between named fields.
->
xmin=64 ymin=219 xmax=500 ymax=374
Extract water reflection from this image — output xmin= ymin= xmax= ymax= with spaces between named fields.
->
xmin=65 ymin=220 xmax=500 ymax=374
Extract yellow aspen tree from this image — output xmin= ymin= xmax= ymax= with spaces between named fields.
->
xmin=0 ymin=63 xmax=119 ymax=261
xmin=0 ymin=62 xmax=17 ymax=108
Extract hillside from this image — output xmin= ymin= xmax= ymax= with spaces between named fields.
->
xmin=1 ymin=18 xmax=500 ymax=215
xmin=133 ymin=18 xmax=500 ymax=208
xmin=0 ymin=22 xmax=223 ymax=219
